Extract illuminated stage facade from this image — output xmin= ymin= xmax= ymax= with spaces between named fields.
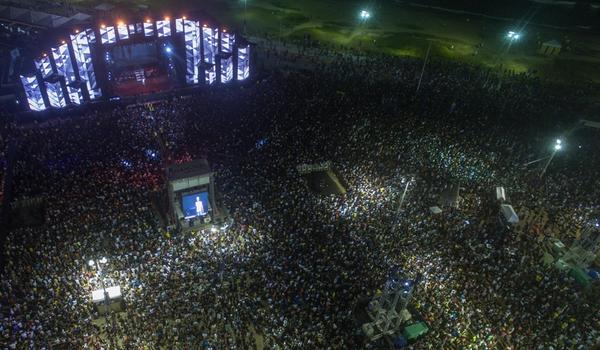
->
xmin=18 ymin=17 xmax=251 ymax=112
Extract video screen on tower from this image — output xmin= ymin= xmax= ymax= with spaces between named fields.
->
xmin=108 ymin=42 xmax=157 ymax=68
xmin=182 ymin=192 xmax=209 ymax=218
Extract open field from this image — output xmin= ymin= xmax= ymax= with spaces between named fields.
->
xmin=88 ymin=0 xmax=600 ymax=82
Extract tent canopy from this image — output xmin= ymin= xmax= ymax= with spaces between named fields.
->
xmin=500 ymin=204 xmax=519 ymax=224
xmin=403 ymin=322 xmax=429 ymax=340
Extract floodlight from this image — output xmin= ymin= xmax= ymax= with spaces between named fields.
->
xmin=507 ymin=31 xmax=522 ymax=41
xmin=556 ymin=139 xmax=562 ymax=145
xmin=554 ymin=144 xmax=562 ymax=151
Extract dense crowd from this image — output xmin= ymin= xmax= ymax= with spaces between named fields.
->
xmin=1 ymin=39 xmax=600 ymax=350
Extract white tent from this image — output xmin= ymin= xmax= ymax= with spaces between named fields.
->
xmin=495 ymin=187 xmax=506 ymax=202
xmin=91 ymin=285 xmax=121 ymax=303
xmin=429 ymin=206 xmax=442 ymax=215
xmin=500 ymin=204 xmax=519 ymax=225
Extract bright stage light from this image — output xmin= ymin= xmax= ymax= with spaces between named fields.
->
xmin=556 ymin=139 xmax=562 ymax=145
xmin=165 ymin=47 xmax=172 ymax=53
xmin=88 ymin=259 xmax=95 ymax=267
xmin=359 ymin=10 xmax=371 ymax=20
xmin=554 ymin=144 xmax=562 ymax=151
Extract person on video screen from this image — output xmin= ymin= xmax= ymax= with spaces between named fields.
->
xmin=195 ymin=196 xmax=205 ymax=216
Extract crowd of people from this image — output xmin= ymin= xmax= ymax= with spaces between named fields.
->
xmin=1 ymin=37 xmax=600 ymax=350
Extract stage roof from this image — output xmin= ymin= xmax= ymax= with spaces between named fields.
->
xmin=0 ymin=5 xmax=91 ymax=29
xmin=167 ymin=159 xmax=211 ymax=181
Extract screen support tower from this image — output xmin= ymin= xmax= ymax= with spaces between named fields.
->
xmin=562 ymin=225 xmax=600 ymax=269
xmin=362 ymin=273 xmax=418 ymax=342
xmin=166 ymin=159 xmax=217 ymax=228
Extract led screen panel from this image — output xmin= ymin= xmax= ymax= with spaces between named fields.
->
xmin=184 ymin=20 xmax=200 ymax=84
xmin=175 ymin=18 xmax=183 ymax=33
xmin=100 ymin=26 xmax=116 ymax=44
xmin=202 ymin=27 xmax=218 ymax=85
xmin=237 ymin=45 xmax=250 ymax=80
xmin=182 ymin=192 xmax=209 ymax=218
xmin=52 ymin=43 xmax=76 ymax=83
xmin=35 ymin=56 xmax=53 ymax=78
xmin=45 ymin=81 xmax=67 ymax=108
xmin=220 ymin=31 xmax=235 ymax=54
xmin=128 ymin=24 xmax=135 ymax=35
xmin=117 ymin=24 xmax=129 ymax=40
xmin=20 ymin=75 xmax=46 ymax=111
xmin=143 ymin=22 xmax=155 ymax=37
xmin=67 ymin=85 xmax=83 ymax=105
xmin=86 ymin=28 xmax=96 ymax=43
xmin=156 ymin=20 xmax=171 ymax=37
xmin=220 ymin=55 xmax=233 ymax=83
xmin=71 ymin=31 xmax=101 ymax=100
xmin=88 ymin=88 xmax=102 ymax=100
xmin=202 ymin=27 xmax=218 ymax=64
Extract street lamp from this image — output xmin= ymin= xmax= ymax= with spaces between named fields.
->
xmin=359 ymin=10 xmax=371 ymax=21
xmin=506 ymin=31 xmax=522 ymax=41
xmin=540 ymin=139 xmax=563 ymax=178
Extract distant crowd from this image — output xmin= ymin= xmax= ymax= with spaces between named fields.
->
xmin=1 ymin=37 xmax=599 ymax=349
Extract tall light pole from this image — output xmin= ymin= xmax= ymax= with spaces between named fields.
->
xmin=540 ymin=139 xmax=563 ymax=178
xmin=416 ymin=42 xmax=432 ymax=95
xmin=394 ymin=177 xmax=414 ymax=232
xmin=243 ymin=0 xmax=247 ymax=34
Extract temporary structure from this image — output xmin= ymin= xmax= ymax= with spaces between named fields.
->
xmin=538 ymin=40 xmax=561 ymax=56
xmin=500 ymin=204 xmax=519 ymax=225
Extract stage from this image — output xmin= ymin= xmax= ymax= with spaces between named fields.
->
xmin=112 ymin=72 xmax=175 ymax=96
xmin=18 ymin=16 xmax=252 ymax=112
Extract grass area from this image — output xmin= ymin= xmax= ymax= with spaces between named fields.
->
xmin=84 ymin=0 xmax=600 ymax=82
